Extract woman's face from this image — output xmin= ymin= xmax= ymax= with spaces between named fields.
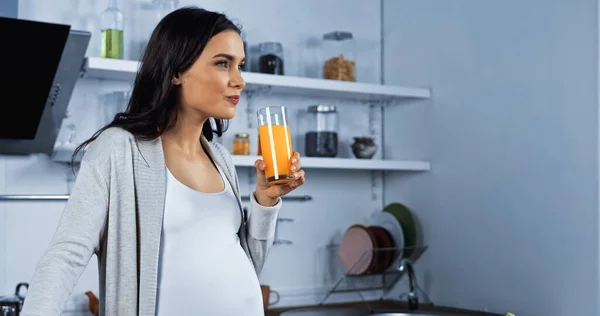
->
xmin=173 ymin=30 xmax=246 ymax=121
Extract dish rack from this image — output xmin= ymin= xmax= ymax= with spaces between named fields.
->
xmin=319 ymin=244 xmax=428 ymax=307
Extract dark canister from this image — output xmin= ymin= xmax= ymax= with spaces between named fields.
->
xmin=305 ymin=105 xmax=339 ymax=157
xmin=258 ymin=42 xmax=284 ymax=75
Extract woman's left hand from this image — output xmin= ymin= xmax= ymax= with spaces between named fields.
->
xmin=254 ymin=152 xmax=306 ymax=206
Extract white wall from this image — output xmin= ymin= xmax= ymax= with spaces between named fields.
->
xmin=383 ymin=0 xmax=600 ymax=315
xmin=1 ymin=0 xmax=392 ymax=313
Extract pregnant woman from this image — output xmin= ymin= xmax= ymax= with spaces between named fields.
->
xmin=21 ymin=6 xmax=305 ymax=316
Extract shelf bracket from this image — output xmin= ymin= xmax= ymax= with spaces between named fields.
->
xmin=370 ymin=170 xmax=384 ymax=209
xmin=274 ymin=217 xmax=294 ymax=246
xmin=367 ymin=101 xmax=384 ymax=151
xmin=367 ymin=101 xmax=385 ymax=209
xmin=245 ymin=90 xmax=256 ymax=129
xmin=368 ymin=102 xmax=377 ymax=137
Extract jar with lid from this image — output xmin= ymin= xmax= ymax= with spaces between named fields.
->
xmin=258 ymin=42 xmax=284 ymax=75
xmin=321 ymin=31 xmax=356 ymax=82
xmin=305 ymin=105 xmax=339 ymax=157
xmin=232 ymin=133 xmax=251 ymax=155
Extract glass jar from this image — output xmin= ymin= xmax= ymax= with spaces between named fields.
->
xmin=305 ymin=105 xmax=339 ymax=157
xmin=258 ymin=42 xmax=284 ymax=75
xmin=232 ymin=133 xmax=251 ymax=155
xmin=321 ymin=31 xmax=356 ymax=82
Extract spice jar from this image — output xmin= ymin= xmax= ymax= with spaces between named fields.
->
xmin=258 ymin=42 xmax=284 ymax=75
xmin=232 ymin=133 xmax=251 ymax=155
xmin=305 ymin=105 xmax=339 ymax=157
xmin=321 ymin=31 xmax=356 ymax=82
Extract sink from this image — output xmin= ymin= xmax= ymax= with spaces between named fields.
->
xmin=279 ymin=307 xmax=368 ymax=316
xmin=370 ymin=313 xmax=471 ymax=316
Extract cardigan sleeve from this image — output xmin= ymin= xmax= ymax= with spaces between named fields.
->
xmin=247 ymin=191 xmax=281 ymax=240
xmin=243 ymin=191 xmax=281 ymax=275
xmin=21 ymin=143 xmax=111 ymax=316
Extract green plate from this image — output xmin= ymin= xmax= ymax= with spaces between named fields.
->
xmin=383 ymin=203 xmax=417 ymax=258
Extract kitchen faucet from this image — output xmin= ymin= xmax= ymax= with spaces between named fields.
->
xmin=397 ymin=258 xmax=419 ymax=310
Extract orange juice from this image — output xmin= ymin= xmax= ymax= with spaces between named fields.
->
xmin=258 ymin=124 xmax=294 ymax=185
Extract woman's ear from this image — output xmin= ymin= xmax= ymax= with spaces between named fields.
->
xmin=172 ymin=74 xmax=183 ymax=85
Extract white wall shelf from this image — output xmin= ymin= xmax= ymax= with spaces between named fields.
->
xmin=82 ymin=57 xmax=431 ymax=102
xmin=231 ymin=155 xmax=430 ymax=171
xmin=51 ymin=145 xmax=429 ymax=171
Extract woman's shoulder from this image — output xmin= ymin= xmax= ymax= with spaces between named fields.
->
xmin=82 ymin=127 xmax=136 ymax=165
xmin=97 ymin=126 xmax=135 ymax=143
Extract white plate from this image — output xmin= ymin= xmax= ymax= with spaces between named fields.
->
xmin=369 ymin=212 xmax=405 ymax=260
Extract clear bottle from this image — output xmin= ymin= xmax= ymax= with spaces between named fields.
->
xmin=100 ymin=0 xmax=124 ymax=59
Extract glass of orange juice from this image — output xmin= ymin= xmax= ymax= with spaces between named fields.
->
xmin=257 ymin=106 xmax=294 ymax=186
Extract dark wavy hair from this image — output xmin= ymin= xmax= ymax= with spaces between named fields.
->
xmin=72 ymin=6 xmax=239 ymax=164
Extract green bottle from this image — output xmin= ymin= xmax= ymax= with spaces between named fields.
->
xmin=100 ymin=0 xmax=124 ymax=59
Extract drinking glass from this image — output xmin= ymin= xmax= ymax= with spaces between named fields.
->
xmin=257 ymin=106 xmax=294 ymax=186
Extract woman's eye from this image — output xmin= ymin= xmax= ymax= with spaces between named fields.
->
xmin=217 ymin=61 xmax=228 ymax=68
xmin=238 ymin=64 xmax=245 ymax=70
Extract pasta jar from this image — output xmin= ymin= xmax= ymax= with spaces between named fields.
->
xmin=321 ymin=31 xmax=356 ymax=82
xmin=232 ymin=133 xmax=251 ymax=155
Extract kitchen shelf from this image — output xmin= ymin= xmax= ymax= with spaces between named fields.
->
xmin=51 ymin=145 xmax=429 ymax=171
xmin=82 ymin=57 xmax=431 ymax=101
xmin=231 ymin=155 xmax=430 ymax=171
xmin=51 ymin=144 xmax=429 ymax=171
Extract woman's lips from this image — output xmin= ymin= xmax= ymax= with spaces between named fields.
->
xmin=225 ymin=96 xmax=240 ymax=105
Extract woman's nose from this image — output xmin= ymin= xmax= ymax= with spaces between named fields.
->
xmin=230 ymin=70 xmax=246 ymax=89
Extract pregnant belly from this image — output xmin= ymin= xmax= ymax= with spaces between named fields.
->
xmin=157 ymin=244 xmax=263 ymax=315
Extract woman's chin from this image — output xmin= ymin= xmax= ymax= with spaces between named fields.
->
xmin=215 ymin=109 xmax=236 ymax=120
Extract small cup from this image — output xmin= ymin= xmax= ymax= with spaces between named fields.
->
xmin=260 ymin=285 xmax=280 ymax=311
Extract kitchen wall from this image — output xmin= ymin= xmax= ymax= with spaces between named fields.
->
xmin=1 ymin=0 xmax=401 ymax=313
xmin=8 ymin=1 xmax=596 ymax=315
xmin=383 ymin=0 xmax=600 ymax=315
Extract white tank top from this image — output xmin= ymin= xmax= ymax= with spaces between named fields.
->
xmin=156 ymin=163 xmax=263 ymax=315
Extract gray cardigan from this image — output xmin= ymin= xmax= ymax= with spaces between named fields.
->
xmin=20 ymin=127 xmax=281 ymax=316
